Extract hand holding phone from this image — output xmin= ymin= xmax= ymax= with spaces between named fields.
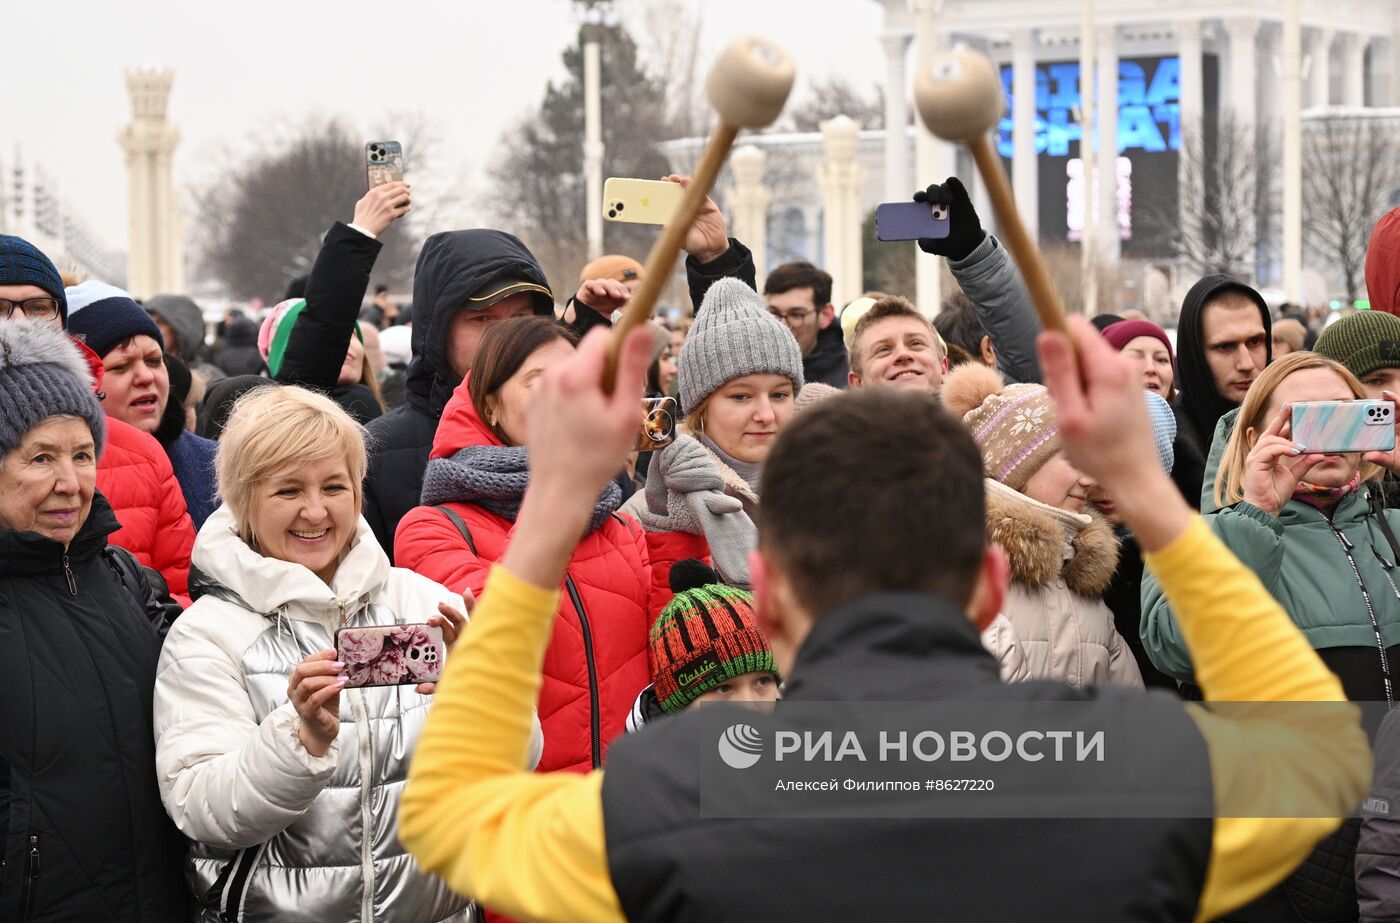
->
xmin=1291 ymin=399 xmax=1396 ymax=454
xmin=876 ymin=200 xmax=951 ymax=242
xmin=366 ymin=141 xmax=405 ymax=189
xmin=335 ymin=623 xmax=445 ymax=688
xmin=604 ymin=177 xmax=684 ymax=226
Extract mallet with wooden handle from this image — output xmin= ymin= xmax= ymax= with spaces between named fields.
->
xmin=603 ymin=36 xmax=795 ymax=390
xmin=914 ymin=46 xmax=1070 ymax=339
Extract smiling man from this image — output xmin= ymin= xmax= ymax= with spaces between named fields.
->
xmin=846 ymin=296 xmax=948 ymax=396
xmin=1173 ymin=276 xmax=1271 ymax=457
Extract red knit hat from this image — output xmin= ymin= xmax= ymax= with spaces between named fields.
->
xmin=1101 ymin=319 xmax=1175 ymax=372
xmin=1367 ymin=208 xmax=1400 ymax=316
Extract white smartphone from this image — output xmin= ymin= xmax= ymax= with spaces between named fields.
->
xmin=604 ymin=178 xmax=684 ymax=226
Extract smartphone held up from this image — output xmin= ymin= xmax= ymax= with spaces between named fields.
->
xmin=604 ymin=177 xmax=683 ymax=226
xmin=875 ymin=200 xmax=950 ymax=242
xmin=334 ymin=623 xmax=445 ymax=688
xmin=366 ymin=141 xmax=405 ymax=189
xmin=1291 ymin=399 xmax=1397 ymax=454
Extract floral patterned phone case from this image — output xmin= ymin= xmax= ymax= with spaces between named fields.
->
xmin=335 ymin=623 xmax=444 ymax=687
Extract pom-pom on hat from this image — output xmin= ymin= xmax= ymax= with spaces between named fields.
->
xmin=678 ymin=277 xmax=804 ymax=411
xmin=943 ymin=363 xmax=1060 ymax=493
xmin=0 ymin=320 xmax=107 ymax=459
xmin=649 ymin=558 xmax=777 ymax=713
xmin=65 ymin=281 xmax=163 ymax=359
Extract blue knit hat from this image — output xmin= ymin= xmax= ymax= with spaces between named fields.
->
xmin=0 ymin=235 xmax=67 ymax=323
xmin=0 ymin=320 xmax=107 ymax=459
xmin=65 ymin=280 xmax=164 ymax=359
xmin=1145 ymin=390 xmax=1176 ymax=474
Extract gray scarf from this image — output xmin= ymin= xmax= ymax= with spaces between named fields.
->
xmin=421 ymin=444 xmax=622 ymax=533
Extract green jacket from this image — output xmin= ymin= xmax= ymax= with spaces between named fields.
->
xmin=1141 ymin=487 xmax=1400 ymax=680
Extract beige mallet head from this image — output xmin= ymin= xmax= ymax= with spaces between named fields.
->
xmin=705 ymin=36 xmax=796 ymax=129
xmin=913 ymin=45 xmax=1005 ymax=142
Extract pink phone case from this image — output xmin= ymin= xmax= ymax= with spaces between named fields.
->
xmin=335 ymin=623 xmax=444 ymax=687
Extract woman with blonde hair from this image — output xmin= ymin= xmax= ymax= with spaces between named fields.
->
xmin=1142 ymin=351 xmax=1400 ymax=704
xmin=153 ymin=385 xmax=539 ymax=921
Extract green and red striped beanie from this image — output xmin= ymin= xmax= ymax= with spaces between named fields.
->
xmin=650 ymin=559 xmax=777 ymax=713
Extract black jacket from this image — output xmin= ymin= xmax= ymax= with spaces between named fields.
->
xmin=1174 ymin=275 xmax=1271 ymax=452
xmin=1103 ymin=529 xmax=1181 ymax=692
xmin=567 ymin=237 xmax=758 ymax=339
xmin=279 ymin=221 xmax=385 ymax=424
xmin=364 ymin=229 xmax=553 ymax=560
xmin=803 ymin=321 xmax=850 ymax=389
xmin=0 ymin=493 xmax=189 ymax=922
xmin=601 ymin=592 xmax=1213 ymax=921
xmin=213 ymin=317 xmax=264 ymax=377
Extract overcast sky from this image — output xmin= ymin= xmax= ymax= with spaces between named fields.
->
xmin=8 ymin=0 xmax=890 ymax=252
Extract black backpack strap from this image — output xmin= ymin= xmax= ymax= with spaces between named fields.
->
xmin=1370 ymin=490 xmax=1400 ymax=565
xmin=103 ymin=545 xmax=181 ymax=638
xmin=435 ymin=505 xmax=479 ymax=555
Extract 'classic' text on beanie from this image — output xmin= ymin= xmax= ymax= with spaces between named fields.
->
xmin=649 ymin=559 xmax=777 ymax=713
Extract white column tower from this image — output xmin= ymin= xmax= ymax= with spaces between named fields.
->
xmin=911 ymin=0 xmax=952 ymax=315
xmin=877 ymin=0 xmax=915 ymax=202
xmin=818 ymin=116 xmax=866 ymax=309
xmin=119 ymin=65 xmax=183 ymax=298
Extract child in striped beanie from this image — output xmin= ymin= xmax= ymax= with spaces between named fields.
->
xmin=627 ymin=559 xmax=780 ymax=731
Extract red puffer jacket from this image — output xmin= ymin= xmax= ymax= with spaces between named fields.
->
xmin=99 ymin=417 xmax=195 ymax=605
xmin=72 ymin=338 xmax=194 ymax=604
xmin=394 ymin=378 xmax=653 ymax=774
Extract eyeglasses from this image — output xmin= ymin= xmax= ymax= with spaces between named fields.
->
xmin=1 ymin=297 xmax=60 ymax=321
xmin=768 ymin=308 xmax=814 ymax=326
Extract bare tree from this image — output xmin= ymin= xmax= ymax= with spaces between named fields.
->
xmin=1303 ymin=113 xmax=1400 ymax=300
xmin=785 ymin=79 xmax=884 ymax=133
xmin=1147 ymin=110 xmax=1280 ymax=282
xmin=485 ymin=22 xmax=674 ymax=291
xmin=190 ymin=116 xmax=444 ymax=302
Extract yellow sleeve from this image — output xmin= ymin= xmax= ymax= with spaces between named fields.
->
xmin=1143 ymin=516 xmax=1371 ymax=923
xmin=400 ymin=566 xmax=625 ymax=923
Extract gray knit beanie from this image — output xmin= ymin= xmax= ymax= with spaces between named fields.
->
xmin=679 ymin=277 xmax=804 ymax=411
xmin=0 ymin=320 xmax=107 ymax=459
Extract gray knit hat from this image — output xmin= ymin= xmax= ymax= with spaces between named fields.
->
xmin=0 ymin=320 xmax=107 ymax=459
xmin=678 ymin=278 xmax=804 ymax=411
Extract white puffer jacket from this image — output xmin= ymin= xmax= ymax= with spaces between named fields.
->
xmin=154 ymin=504 xmax=542 ymax=922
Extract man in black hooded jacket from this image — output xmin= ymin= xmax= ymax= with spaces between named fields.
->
xmin=363 ymin=182 xmax=755 ymax=560
xmin=1171 ymin=274 xmax=1272 ymax=505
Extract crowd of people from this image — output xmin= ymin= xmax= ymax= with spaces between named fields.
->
xmin=4 ymin=165 xmax=1400 ymax=922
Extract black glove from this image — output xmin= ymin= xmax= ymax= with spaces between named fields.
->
xmin=913 ymin=176 xmax=986 ymax=262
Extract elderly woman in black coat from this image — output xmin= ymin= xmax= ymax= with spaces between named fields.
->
xmin=0 ymin=320 xmax=187 ymax=922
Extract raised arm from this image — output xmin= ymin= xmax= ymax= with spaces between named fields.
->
xmin=1040 ymin=318 xmax=1370 ymax=923
xmin=400 ymin=326 xmax=653 ymax=923
xmin=277 ymin=183 xmax=407 ymax=389
xmin=917 ymin=177 xmax=1041 ymax=384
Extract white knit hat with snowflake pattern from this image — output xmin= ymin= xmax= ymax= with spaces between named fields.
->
xmin=941 ymin=364 xmax=1060 ymax=493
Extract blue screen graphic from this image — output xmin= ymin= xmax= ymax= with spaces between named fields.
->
xmin=996 ymin=56 xmax=1182 ymax=158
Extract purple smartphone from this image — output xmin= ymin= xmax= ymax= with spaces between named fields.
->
xmin=875 ymin=201 xmax=951 ymax=242
xmin=334 ymin=623 xmax=445 ymax=687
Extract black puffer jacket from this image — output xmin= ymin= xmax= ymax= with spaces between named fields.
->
xmin=364 ymin=229 xmax=554 ymax=559
xmin=0 ymin=493 xmax=189 ymax=922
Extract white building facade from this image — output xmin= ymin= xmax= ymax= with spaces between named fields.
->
xmin=0 ymin=150 xmax=125 ymax=285
xmin=663 ymin=0 xmax=1400 ymax=313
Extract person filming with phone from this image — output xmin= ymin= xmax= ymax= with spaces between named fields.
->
xmin=1141 ymin=351 xmax=1400 ymax=918
xmin=395 ymin=315 xmax=654 ymax=774
xmin=152 ymin=384 xmax=540 ymax=922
